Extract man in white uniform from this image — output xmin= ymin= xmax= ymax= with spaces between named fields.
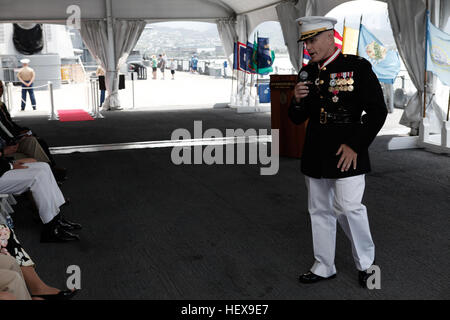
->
xmin=288 ymin=16 xmax=387 ymax=288
xmin=17 ymin=59 xmax=36 ymax=111
xmin=0 ymin=152 xmax=81 ymax=242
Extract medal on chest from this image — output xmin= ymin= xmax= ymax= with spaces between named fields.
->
xmin=328 ymin=71 xmax=355 ymax=102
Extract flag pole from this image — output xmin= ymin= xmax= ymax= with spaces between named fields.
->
xmin=231 ymin=43 xmax=235 ymax=105
xmin=243 ymin=46 xmax=247 ymax=104
xmin=447 ymin=94 xmax=450 ymax=122
xmin=424 ymin=0 xmax=429 ymax=118
xmin=236 ymin=69 xmax=240 ymax=104
xmin=342 ymin=18 xmax=346 ymax=53
xmin=255 ymin=32 xmax=259 ymax=106
xmin=249 ymin=39 xmax=254 ymax=105
xmin=236 ymin=43 xmax=241 ymax=105
xmin=356 ymin=15 xmax=363 ymax=55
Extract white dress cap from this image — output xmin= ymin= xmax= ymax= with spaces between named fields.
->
xmin=296 ymin=16 xmax=337 ymax=42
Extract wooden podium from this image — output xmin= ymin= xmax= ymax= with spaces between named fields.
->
xmin=270 ymin=74 xmax=307 ymax=158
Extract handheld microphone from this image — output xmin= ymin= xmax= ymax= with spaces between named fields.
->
xmin=299 ymin=71 xmax=308 ymax=82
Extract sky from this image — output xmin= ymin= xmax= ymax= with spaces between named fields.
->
xmin=326 ymin=0 xmax=395 ymax=47
xmin=151 ymin=21 xmax=216 ymax=32
xmin=148 ymin=0 xmax=450 ymax=51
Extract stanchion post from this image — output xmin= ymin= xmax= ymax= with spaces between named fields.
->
xmin=7 ymin=82 xmax=14 ymax=113
xmin=91 ymin=79 xmax=104 ymax=119
xmin=91 ymin=79 xmax=95 ymax=114
xmin=48 ymin=81 xmax=58 ymax=120
xmin=86 ymin=79 xmax=91 ymax=114
xmin=131 ymin=71 xmax=135 ymax=109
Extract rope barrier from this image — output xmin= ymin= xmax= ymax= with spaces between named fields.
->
xmin=17 ymin=84 xmax=50 ymax=89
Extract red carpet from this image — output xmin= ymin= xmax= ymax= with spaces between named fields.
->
xmin=58 ymin=109 xmax=94 ymax=122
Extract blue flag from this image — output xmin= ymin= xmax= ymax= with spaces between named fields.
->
xmin=252 ymin=37 xmax=275 ymax=75
xmin=233 ymin=42 xmax=238 ymax=70
xmin=426 ymin=13 xmax=450 ymax=86
xmin=357 ymin=24 xmax=400 ymax=84
xmin=246 ymin=41 xmax=256 ymax=73
xmin=237 ymin=42 xmax=247 ymax=72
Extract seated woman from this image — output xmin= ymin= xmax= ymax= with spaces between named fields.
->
xmin=0 ymin=224 xmax=78 ymax=300
xmin=0 ymin=255 xmax=30 ymax=300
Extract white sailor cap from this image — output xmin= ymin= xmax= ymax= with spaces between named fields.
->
xmin=20 ymin=58 xmax=30 ymax=64
xmin=296 ymin=16 xmax=337 ymax=42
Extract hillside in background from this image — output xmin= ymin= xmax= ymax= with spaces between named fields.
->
xmin=134 ymin=21 xmax=287 ymax=58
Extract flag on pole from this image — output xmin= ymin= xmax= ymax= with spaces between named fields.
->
xmin=246 ymin=41 xmax=256 ymax=73
xmin=237 ymin=42 xmax=247 ymax=72
xmin=342 ymin=25 xmax=359 ymax=54
xmin=357 ymin=24 xmax=400 ymax=83
xmin=250 ymin=37 xmax=275 ymax=75
xmin=426 ymin=14 xmax=450 ymax=86
xmin=334 ymin=30 xmax=343 ymax=49
xmin=302 ymin=46 xmax=311 ymax=66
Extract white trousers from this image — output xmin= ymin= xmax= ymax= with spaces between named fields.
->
xmin=0 ymin=162 xmax=65 ymax=224
xmin=305 ymin=174 xmax=375 ymax=277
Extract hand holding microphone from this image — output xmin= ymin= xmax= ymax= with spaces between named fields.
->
xmin=294 ymin=71 xmax=311 ymax=103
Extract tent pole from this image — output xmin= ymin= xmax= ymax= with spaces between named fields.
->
xmin=424 ymin=0 xmax=429 ymax=118
xmin=106 ymin=0 xmax=117 ymax=109
xmin=447 ymin=94 xmax=450 ymax=122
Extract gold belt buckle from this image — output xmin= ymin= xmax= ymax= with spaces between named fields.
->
xmin=320 ymin=108 xmax=327 ymax=124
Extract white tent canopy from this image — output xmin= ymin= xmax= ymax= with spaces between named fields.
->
xmin=0 ymin=0 xmax=280 ymax=31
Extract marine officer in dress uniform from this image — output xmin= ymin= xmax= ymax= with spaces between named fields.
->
xmin=288 ymin=16 xmax=387 ymax=288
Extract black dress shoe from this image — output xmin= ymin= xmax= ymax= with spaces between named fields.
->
xmin=52 ymin=167 xmax=68 ymax=182
xmin=358 ymin=270 xmax=373 ymax=288
xmin=61 ymin=198 xmax=71 ymax=207
xmin=358 ymin=260 xmax=377 ymax=288
xmin=32 ymin=289 xmax=78 ymax=300
xmin=40 ymin=226 xmax=80 ymax=243
xmin=59 ymin=217 xmax=82 ymax=230
xmin=299 ymin=271 xmax=336 ymax=284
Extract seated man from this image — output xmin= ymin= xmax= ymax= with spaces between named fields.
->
xmin=0 ymin=80 xmax=67 ymax=181
xmin=0 ymin=151 xmax=81 ymax=242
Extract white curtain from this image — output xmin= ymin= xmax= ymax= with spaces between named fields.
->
xmin=387 ymin=0 xmax=445 ymax=133
xmin=81 ymin=19 xmax=145 ymax=110
xmin=276 ymin=0 xmax=308 ymax=72
xmin=236 ymin=14 xmax=248 ymax=44
xmin=216 ymin=18 xmax=237 ymax=65
xmin=114 ymin=20 xmax=147 ymax=73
